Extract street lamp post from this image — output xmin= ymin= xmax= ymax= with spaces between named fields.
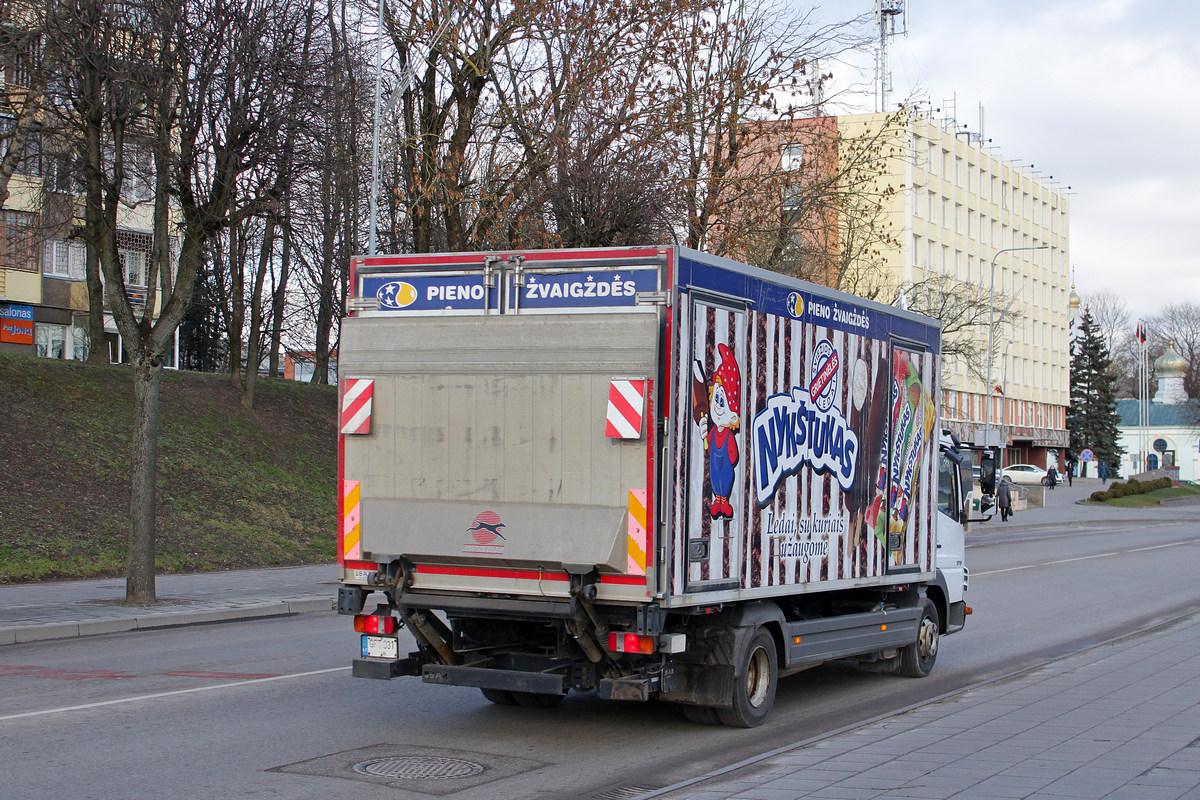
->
xmin=983 ymin=245 xmax=1049 ymax=452
xmin=1000 ymin=337 xmax=1015 ymax=471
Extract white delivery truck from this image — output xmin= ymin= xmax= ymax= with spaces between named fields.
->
xmin=336 ymin=246 xmax=984 ymax=726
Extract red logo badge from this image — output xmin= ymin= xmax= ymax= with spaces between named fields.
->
xmin=464 ymin=511 xmax=506 ymax=553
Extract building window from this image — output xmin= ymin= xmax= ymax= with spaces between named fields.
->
xmin=119 ymin=248 xmax=148 ymax=287
xmin=120 ymin=144 xmax=154 ymax=204
xmin=0 ymin=210 xmax=38 ymax=271
xmin=34 ymin=322 xmax=66 ymax=359
xmin=0 ymin=25 xmax=38 ymax=88
xmin=42 ymin=239 xmax=85 ymax=279
xmin=0 ymin=116 xmax=40 ymax=176
xmin=44 ymin=149 xmax=77 ymax=194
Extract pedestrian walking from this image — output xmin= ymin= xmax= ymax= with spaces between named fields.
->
xmin=1066 ymin=460 xmax=1075 ymax=487
xmin=1099 ymin=462 xmax=1109 ymax=484
xmin=1044 ymin=466 xmax=1058 ymax=490
xmin=997 ymin=476 xmax=1013 ymax=522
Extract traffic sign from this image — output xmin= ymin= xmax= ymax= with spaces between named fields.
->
xmin=1080 ymin=449 xmax=1094 ymax=462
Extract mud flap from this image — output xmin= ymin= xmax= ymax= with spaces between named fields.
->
xmin=658 ymin=662 xmax=736 ymax=708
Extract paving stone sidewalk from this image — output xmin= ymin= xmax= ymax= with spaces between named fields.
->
xmin=643 ymin=612 xmax=1200 ymax=799
xmin=0 ymin=564 xmax=337 ymax=645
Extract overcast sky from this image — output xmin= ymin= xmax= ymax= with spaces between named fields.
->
xmin=810 ymin=0 xmax=1198 ymax=324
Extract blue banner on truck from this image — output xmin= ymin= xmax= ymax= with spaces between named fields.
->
xmin=360 ymin=273 xmax=499 ymax=314
xmin=677 ymin=254 xmax=939 ymax=353
xmin=509 ymin=268 xmax=659 ymax=312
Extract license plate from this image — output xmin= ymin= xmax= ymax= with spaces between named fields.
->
xmin=362 ymin=635 xmax=398 ymax=659
xmin=350 ymin=568 xmax=372 ymax=582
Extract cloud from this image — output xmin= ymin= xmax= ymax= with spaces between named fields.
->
xmin=817 ymin=0 xmax=1200 ymax=319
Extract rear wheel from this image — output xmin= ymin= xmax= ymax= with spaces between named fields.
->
xmin=681 ymin=705 xmax=721 ymax=725
xmin=898 ymin=599 xmax=940 ymax=678
xmin=717 ymin=628 xmax=778 ymax=728
xmin=511 ymin=691 xmax=566 ymax=708
xmin=480 ymin=688 xmax=517 ymax=705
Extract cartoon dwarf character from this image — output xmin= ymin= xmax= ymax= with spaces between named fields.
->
xmin=697 ymin=343 xmax=742 ymax=519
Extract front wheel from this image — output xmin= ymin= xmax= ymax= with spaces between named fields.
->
xmin=898 ymin=599 xmax=940 ymax=678
xmin=717 ymin=627 xmax=778 ymax=728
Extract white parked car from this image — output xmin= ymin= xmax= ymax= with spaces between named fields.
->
xmin=1002 ymin=464 xmax=1049 ymax=484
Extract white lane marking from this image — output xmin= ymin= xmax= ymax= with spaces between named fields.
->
xmin=975 ymin=539 xmax=1199 ymax=577
xmin=0 ymin=666 xmax=349 ymax=722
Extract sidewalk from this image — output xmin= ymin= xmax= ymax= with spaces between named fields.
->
xmin=0 ymin=564 xmax=336 ymax=645
xmin=645 ymin=610 xmax=1200 ymax=800
xmin=970 ymin=476 xmax=1199 ymax=534
xmin=636 ymin=479 xmax=1200 ymax=800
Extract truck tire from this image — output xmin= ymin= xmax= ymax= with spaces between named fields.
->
xmin=681 ymin=705 xmax=721 ymax=725
xmin=511 ymin=691 xmax=566 ymax=708
xmin=717 ymin=628 xmax=778 ymax=728
xmin=898 ymin=599 xmax=939 ymax=678
xmin=480 ymin=688 xmax=518 ymax=705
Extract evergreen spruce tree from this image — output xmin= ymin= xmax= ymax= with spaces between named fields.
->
xmin=1068 ymin=310 xmax=1124 ymax=474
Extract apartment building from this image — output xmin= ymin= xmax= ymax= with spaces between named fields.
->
xmin=0 ymin=22 xmax=172 ymax=366
xmin=736 ymin=110 xmax=1072 ymax=468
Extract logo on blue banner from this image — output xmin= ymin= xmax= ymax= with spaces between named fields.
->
xmin=361 ymin=273 xmax=495 ymax=313
xmin=376 ymin=281 xmax=418 ymax=309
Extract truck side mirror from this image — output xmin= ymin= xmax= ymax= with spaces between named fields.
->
xmin=979 ymin=448 xmax=997 ymax=496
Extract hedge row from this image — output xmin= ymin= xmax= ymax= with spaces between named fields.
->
xmin=1089 ymin=477 xmax=1172 ymax=502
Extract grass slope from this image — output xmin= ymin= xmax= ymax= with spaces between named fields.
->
xmin=0 ymin=352 xmax=337 ymax=582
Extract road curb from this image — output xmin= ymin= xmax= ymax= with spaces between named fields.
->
xmin=0 ymin=596 xmax=334 ymax=646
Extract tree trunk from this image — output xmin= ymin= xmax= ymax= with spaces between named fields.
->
xmin=242 ymin=215 xmax=276 ymax=408
xmin=226 ymin=221 xmax=245 ymax=387
xmin=126 ymin=351 xmax=163 ymax=603
xmin=266 ymin=224 xmax=291 ymax=377
xmin=85 ymin=244 xmax=108 ymax=363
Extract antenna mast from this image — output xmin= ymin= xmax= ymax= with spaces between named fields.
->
xmin=875 ymin=0 xmax=905 ymax=112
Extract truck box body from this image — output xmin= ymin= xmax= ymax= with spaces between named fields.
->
xmin=338 ymin=246 xmax=961 ymax=725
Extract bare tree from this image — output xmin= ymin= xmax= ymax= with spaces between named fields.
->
xmin=485 ymin=0 xmax=685 ymax=248
xmin=50 ymin=0 xmax=329 ymax=602
xmin=0 ymin=0 xmax=48 ymax=208
xmin=662 ymin=0 xmax=864 ymax=255
xmin=1150 ymin=302 xmax=1200 ymax=399
xmin=379 ymin=0 xmax=522 ymax=252
xmin=897 ymin=273 xmax=1023 ymax=384
xmin=1080 ymin=290 xmax=1136 ymax=396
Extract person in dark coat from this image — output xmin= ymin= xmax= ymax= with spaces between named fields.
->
xmin=1045 ymin=466 xmax=1058 ymax=489
xmin=1099 ymin=462 xmax=1109 ymax=484
xmin=997 ymin=477 xmax=1013 ymax=522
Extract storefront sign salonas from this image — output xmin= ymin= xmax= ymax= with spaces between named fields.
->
xmin=0 ymin=304 xmax=34 ymax=345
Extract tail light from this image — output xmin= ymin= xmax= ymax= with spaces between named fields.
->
xmin=354 ymin=614 xmax=397 ymax=634
xmin=608 ymin=632 xmax=655 ymax=654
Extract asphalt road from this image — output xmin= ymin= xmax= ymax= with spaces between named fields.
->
xmin=2 ymin=517 xmax=1198 ymax=800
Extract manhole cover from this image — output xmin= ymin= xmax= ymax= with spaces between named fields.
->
xmin=352 ymin=756 xmax=485 ymax=780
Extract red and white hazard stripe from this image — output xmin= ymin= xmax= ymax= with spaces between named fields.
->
xmin=605 ymin=379 xmax=645 ymax=439
xmin=340 ymin=378 xmax=374 ymax=435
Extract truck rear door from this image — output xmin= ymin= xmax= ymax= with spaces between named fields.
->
xmin=339 ymin=250 xmax=666 ymax=603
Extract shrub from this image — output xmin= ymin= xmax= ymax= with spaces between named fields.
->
xmin=1108 ymin=482 xmax=1127 ymax=498
xmin=1090 ymin=491 xmax=1111 ymax=502
xmin=1127 ymin=478 xmax=1142 ymax=494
